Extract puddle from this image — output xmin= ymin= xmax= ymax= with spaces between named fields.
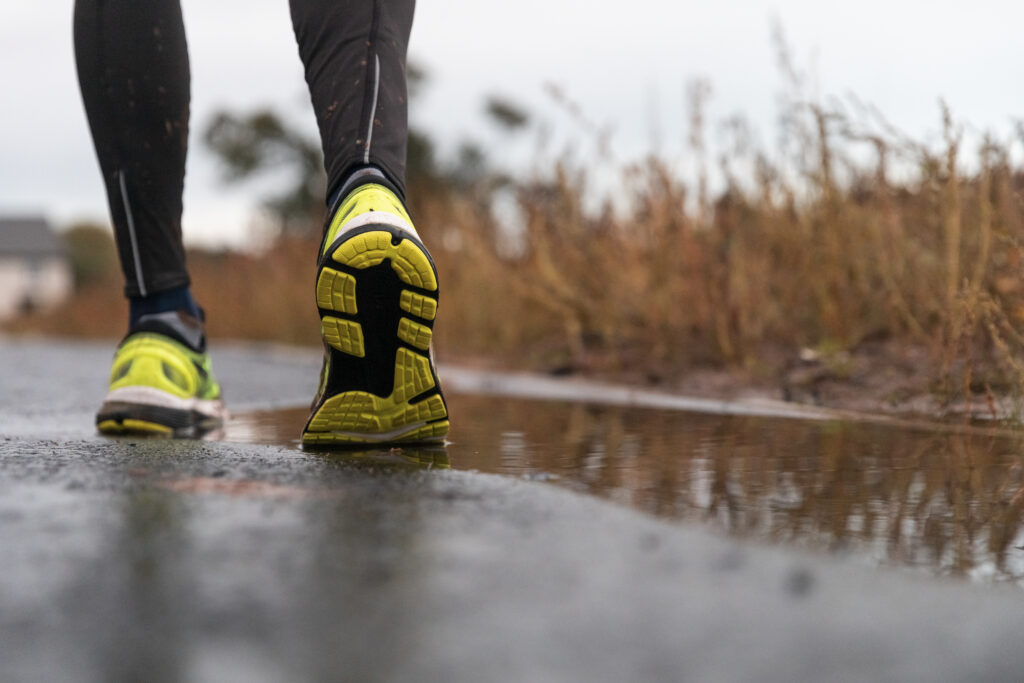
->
xmin=227 ymin=394 xmax=1024 ymax=584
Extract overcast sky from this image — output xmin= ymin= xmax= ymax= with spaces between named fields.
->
xmin=2 ymin=1 xmax=1022 ymax=246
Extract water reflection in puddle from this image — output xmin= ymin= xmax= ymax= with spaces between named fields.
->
xmin=226 ymin=394 xmax=1024 ymax=584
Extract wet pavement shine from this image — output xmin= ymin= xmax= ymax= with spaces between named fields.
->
xmin=4 ymin=338 xmax=1024 ymax=682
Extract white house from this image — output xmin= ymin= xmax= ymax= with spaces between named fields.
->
xmin=0 ymin=217 xmax=73 ymax=321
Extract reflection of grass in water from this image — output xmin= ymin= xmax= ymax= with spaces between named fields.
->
xmin=445 ymin=395 xmax=1024 ymax=582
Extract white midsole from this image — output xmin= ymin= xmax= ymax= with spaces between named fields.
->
xmin=100 ymin=386 xmax=227 ymax=420
xmin=335 ymin=212 xmax=419 ymax=240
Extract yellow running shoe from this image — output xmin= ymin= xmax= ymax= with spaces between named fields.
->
xmin=302 ymin=182 xmax=450 ymax=446
xmin=96 ymin=311 xmax=225 ymax=437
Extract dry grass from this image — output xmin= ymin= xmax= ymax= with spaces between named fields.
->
xmin=420 ymin=104 xmax=1024 ymax=406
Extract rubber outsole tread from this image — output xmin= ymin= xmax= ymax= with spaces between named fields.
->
xmin=302 ymin=421 xmax=449 ymax=445
xmin=96 ymin=400 xmax=222 ymax=438
xmin=399 ymin=290 xmax=437 ymax=320
xmin=303 ymin=226 xmax=448 ymax=446
xmin=316 ymin=268 xmax=358 ymax=313
xmin=98 ymin=418 xmax=174 ymax=436
xmin=397 ymin=318 xmax=433 ymax=350
xmin=331 ymin=231 xmax=438 ymax=291
xmin=321 ymin=317 xmax=366 ymax=357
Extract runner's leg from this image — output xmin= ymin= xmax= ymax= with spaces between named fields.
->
xmin=76 ymin=0 xmax=222 ymax=437
xmin=289 ymin=0 xmax=415 ymax=203
xmin=290 ymin=0 xmax=449 ymax=445
xmin=74 ymin=0 xmax=194 ymax=307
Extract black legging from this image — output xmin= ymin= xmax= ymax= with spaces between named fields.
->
xmin=74 ymin=0 xmax=414 ymax=297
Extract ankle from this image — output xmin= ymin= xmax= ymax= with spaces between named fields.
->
xmin=330 ymin=165 xmax=404 ymax=210
xmin=129 ymin=285 xmax=200 ymax=328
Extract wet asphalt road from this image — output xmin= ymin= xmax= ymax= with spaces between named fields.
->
xmin=3 ymin=338 xmax=1024 ymax=683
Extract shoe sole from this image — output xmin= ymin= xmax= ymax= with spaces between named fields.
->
xmin=97 ymin=387 xmax=226 ymax=438
xmin=302 ymin=226 xmax=450 ymax=446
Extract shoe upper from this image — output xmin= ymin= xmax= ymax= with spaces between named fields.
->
xmin=321 ymin=183 xmax=418 ymax=256
xmin=108 ymin=311 xmax=221 ymax=401
xmin=130 ymin=309 xmax=208 ymax=352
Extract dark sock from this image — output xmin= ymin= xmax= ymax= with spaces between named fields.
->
xmin=129 ymin=285 xmax=200 ymax=328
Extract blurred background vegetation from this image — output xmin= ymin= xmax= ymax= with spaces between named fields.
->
xmin=9 ymin=55 xmax=1024 ymax=411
